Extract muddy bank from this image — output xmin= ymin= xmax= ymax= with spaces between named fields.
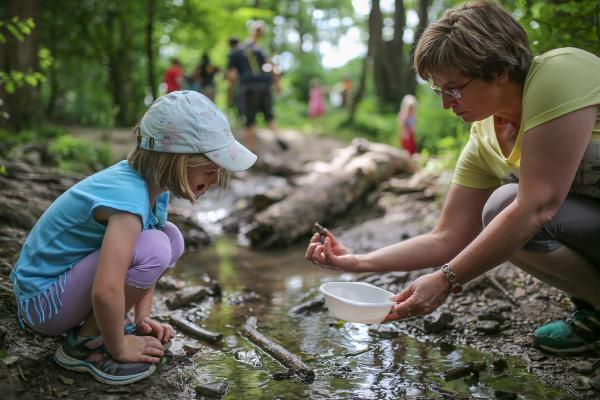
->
xmin=1 ymin=130 xmax=599 ymax=399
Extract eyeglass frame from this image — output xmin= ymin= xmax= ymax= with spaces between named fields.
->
xmin=430 ymin=77 xmax=475 ymax=100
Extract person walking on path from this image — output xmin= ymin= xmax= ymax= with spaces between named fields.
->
xmin=227 ymin=20 xmax=286 ymax=151
xmin=164 ymin=58 xmax=184 ymax=93
xmin=308 ymin=79 xmax=326 ymax=119
xmin=398 ymin=94 xmax=418 ymax=155
xmin=10 ymin=91 xmax=257 ymax=384
xmin=307 ymin=0 xmax=600 ymax=355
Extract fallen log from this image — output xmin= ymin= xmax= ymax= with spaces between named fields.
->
xmin=240 ymin=316 xmax=315 ymax=382
xmin=247 ymin=138 xmax=416 ymax=248
xmin=169 ymin=315 xmax=222 ymax=343
xmin=165 ymin=285 xmax=210 ymax=310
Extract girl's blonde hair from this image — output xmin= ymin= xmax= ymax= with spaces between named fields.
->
xmin=414 ymin=0 xmax=531 ymax=84
xmin=127 ymin=125 xmax=230 ymax=202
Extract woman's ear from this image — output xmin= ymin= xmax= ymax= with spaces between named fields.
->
xmin=497 ymin=70 xmax=509 ymax=83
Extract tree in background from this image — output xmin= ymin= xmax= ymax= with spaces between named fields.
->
xmin=0 ymin=0 xmax=43 ymax=131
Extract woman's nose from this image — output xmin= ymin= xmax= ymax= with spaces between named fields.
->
xmin=441 ymin=94 xmax=457 ymax=110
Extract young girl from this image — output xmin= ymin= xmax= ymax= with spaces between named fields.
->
xmin=9 ymin=91 xmax=257 ymax=385
xmin=397 ymin=94 xmax=418 ymax=156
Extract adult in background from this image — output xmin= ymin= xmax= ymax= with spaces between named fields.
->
xmin=164 ymin=58 xmax=184 ymax=93
xmin=306 ymin=0 xmax=600 ymax=354
xmin=226 ymin=37 xmax=242 ymax=114
xmin=227 ymin=20 xmax=286 ymax=151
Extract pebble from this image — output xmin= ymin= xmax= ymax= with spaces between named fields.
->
xmin=494 ymin=390 xmax=517 ymax=400
xmin=574 ymin=375 xmax=592 ymax=390
xmin=195 ymin=382 xmax=228 ymax=399
xmin=572 ymin=360 xmax=594 ymax=374
xmin=423 ymin=312 xmax=453 ymax=333
xmin=491 ymin=358 xmax=508 ymax=372
xmin=475 ymin=320 xmax=501 ymax=334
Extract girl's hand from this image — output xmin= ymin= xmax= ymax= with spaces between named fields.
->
xmin=305 ymin=229 xmax=358 ymax=272
xmin=383 ymin=270 xmax=450 ymax=323
xmin=135 ymin=316 xmax=175 ymax=344
xmin=113 ymin=334 xmax=164 ymax=363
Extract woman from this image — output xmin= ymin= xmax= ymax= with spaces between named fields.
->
xmin=306 ymin=0 xmax=600 ymax=354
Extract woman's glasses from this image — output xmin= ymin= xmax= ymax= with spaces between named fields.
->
xmin=430 ymin=78 xmax=474 ymax=100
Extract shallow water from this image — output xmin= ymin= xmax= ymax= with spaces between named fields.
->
xmin=173 ymin=236 xmax=564 ymax=399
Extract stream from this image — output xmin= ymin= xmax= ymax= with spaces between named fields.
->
xmin=166 ymin=178 xmax=565 ymax=399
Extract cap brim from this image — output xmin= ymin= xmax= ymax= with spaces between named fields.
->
xmin=204 ymin=140 xmax=257 ymax=172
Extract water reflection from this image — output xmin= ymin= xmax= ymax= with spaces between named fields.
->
xmin=173 ymin=237 xmax=564 ymax=399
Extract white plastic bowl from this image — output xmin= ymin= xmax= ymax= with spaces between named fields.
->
xmin=320 ymin=282 xmax=394 ymax=324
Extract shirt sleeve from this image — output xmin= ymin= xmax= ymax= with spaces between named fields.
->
xmin=523 ymin=48 xmax=600 ymax=132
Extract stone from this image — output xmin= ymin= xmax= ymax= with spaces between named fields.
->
xmin=574 ymin=375 xmax=591 ymax=390
xmin=423 ymin=312 xmax=454 ymax=333
xmin=475 ymin=320 xmax=501 ymax=334
xmin=572 ymin=360 xmax=594 ymax=374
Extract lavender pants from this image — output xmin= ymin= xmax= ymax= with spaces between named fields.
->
xmin=23 ymin=222 xmax=184 ymax=336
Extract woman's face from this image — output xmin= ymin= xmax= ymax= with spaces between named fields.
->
xmin=186 ymin=161 xmax=221 ymax=200
xmin=430 ymin=69 xmax=504 ymax=122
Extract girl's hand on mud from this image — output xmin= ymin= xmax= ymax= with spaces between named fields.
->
xmin=305 ymin=234 xmax=357 ymax=272
xmin=114 ymin=335 xmax=164 ymax=363
xmin=136 ymin=317 xmax=175 ymax=344
xmin=383 ymin=271 xmax=449 ymax=323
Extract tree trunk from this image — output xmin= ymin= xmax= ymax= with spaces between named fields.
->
xmin=346 ymin=0 xmax=378 ymax=123
xmin=0 ymin=0 xmax=42 ymax=131
xmin=370 ymin=0 xmax=386 ymax=103
xmin=106 ymin=6 xmax=133 ymax=126
xmin=407 ymin=0 xmax=429 ymax=94
xmin=247 ymin=139 xmax=416 ymax=248
xmin=146 ymin=0 xmax=157 ymax=101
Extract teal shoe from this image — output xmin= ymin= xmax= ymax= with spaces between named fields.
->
xmin=534 ymin=308 xmax=600 ymax=354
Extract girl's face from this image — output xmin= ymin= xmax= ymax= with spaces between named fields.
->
xmin=187 ymin=162 xmax=221 ymax=199
xmin=430 ymin=69 xmax=504 ymax=122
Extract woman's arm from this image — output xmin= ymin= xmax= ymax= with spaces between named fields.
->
xmin=307 ymin=184 xmax=494 ymax=273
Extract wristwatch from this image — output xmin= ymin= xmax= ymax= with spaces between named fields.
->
xmin=441 ymin=263 xmax=463 ymax=295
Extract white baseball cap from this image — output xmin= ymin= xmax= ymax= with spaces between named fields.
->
xmin=139 ymin=90 xmax=257 ymax=172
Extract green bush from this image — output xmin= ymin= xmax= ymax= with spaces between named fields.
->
xmin=49 ymin=135 xmax=112 ymax=173
xmin=0 ymin=125 xmax=67 ymax=156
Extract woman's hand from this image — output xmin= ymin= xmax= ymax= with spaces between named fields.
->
xmin=305 ymin=229 xmax=359 ymax=272
xmin=112 ymin=334 xmax=164 ymax=363
xmin=383 ymin=270 xmax=450 ymax=323
xmin=135 ymin=316 xmax=175 ymax=344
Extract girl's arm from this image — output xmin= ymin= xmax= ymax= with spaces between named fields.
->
xmin=92 ymin=212 xmax=162 ymax=360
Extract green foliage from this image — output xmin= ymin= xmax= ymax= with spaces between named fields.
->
xmin=0 ymin=17 xmax=45 ymax=102
xmin=0 ymin=126 xmax=66 ymax=156
xmin=49 ymin=135 xmax=112 ymax=173
xmin=509 ymin=0 xmax=600 ymax=55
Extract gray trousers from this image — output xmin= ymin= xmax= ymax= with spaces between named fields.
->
xmin=482 ymin=183 xmax=600 ymax=268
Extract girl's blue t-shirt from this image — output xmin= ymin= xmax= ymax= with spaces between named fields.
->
xmin=10 ymin=160 xmax=170 ymax=305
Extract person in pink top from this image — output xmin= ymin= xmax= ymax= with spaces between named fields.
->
xmin=398 ymin=94 xmax=418 ymax=155
xmin=164 ymin=58 xmax=184 ymax=93
xmin=308 ymin=79 xmax=325 ymax=118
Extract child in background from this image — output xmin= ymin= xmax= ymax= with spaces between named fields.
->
xmin=398 ymin=94 xmax=418 ymax=156
xmin=9 ymin=91 xmax=257 ymax=385
xmin=308 ymin=78 xmax=325 ymax=119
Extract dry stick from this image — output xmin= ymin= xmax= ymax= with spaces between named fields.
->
xmin=240 ymin=316 xmax=315 ymax=382
xmin=169 ymin=315 xmax=222 ymax=344
xmin=485 ymin=274 xmax=518 ymax=305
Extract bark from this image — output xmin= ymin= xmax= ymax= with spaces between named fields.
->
xmin=0 ymin=0 xmax=42 ymax=131
xmin=407 ymin=0 xmax=429 ymax=94
xmin=106 ymin=6 xmax=132 ymax=126
xmin=146 ymin=0 xmax=157 ymax=101
xmin=241 ymin=316 xmax=315 ymax=382
xmin=169 ymin=315 xmax=223 ymax=343
xmin=247 ymin=139 xmax=416 ymax=248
